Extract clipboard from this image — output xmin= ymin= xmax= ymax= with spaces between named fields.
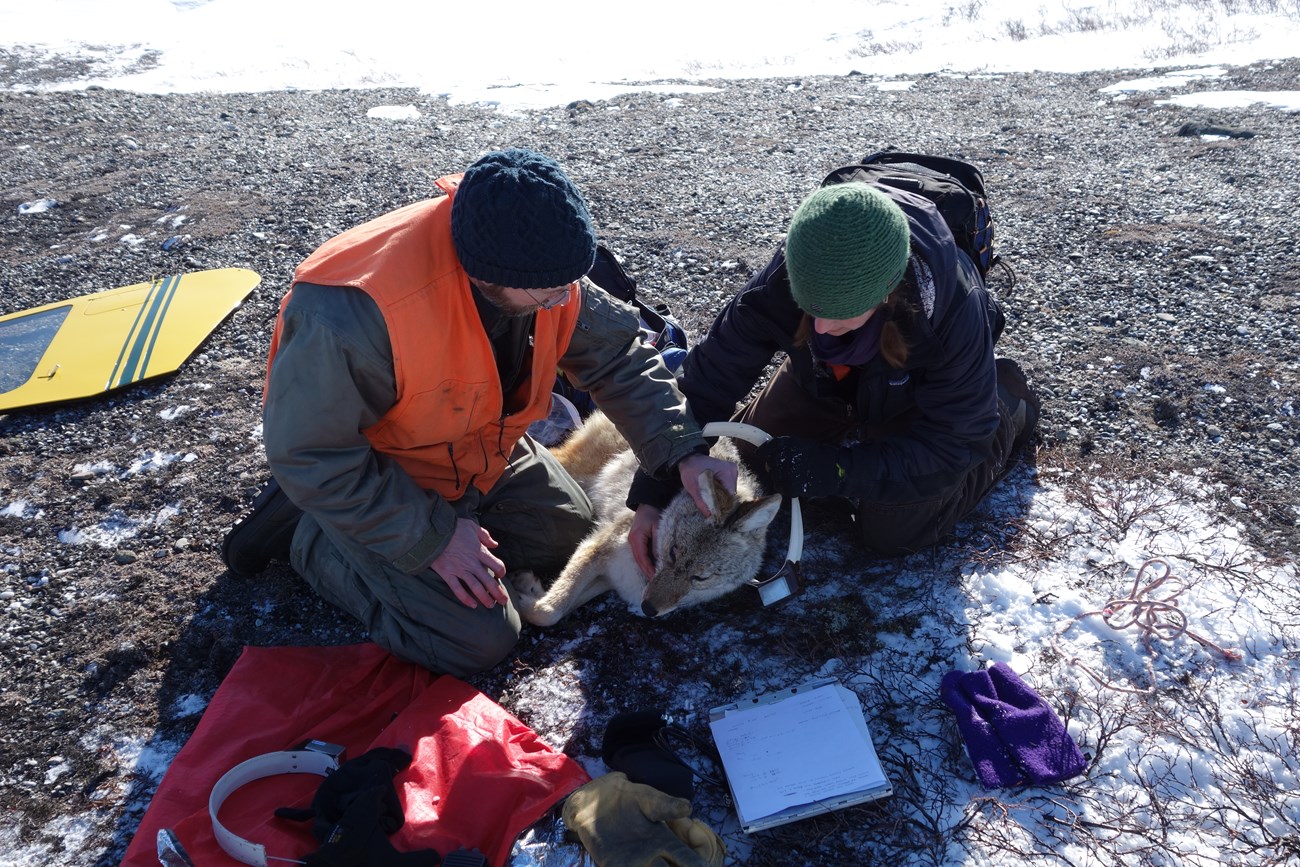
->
xmin=708 ymin=678 xmax=892 ymax=833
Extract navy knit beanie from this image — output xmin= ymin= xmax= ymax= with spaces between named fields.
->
xmin=450 ymin=148 xmax=597 ymax=289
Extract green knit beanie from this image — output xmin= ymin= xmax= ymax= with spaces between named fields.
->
xmin=784 ymin=183 xmax=911 ymax=320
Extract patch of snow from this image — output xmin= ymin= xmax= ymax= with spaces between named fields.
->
xmin=366 ymin=104 xmax=421 ymax=120
xmin=1101 ymin=67 xmax=1227 ymax=93
xmin=125 ymin=450 xmax=183 ymax=476
xmin=2 ymin=501 xmax=44 ymax=519
xmin=17 ymin=199 xmax=59 ymax=214
xmin=171 ymin=694 xmax=209 ymax=719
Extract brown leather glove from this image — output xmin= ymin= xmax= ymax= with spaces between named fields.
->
xmin=562 ymin=772 xmax=725 ymax=867
xmin=665 ymin=817 xmax=725 ymax=866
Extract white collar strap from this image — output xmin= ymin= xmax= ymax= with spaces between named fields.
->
xmin=701 ymin=421 xmax=804 ymax=605
xmin=208 ymin=747 xmax=343 ymax=866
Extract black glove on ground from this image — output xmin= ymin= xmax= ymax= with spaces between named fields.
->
xmin=755 ymin=436 xmax=849 ymax=498
xmin=275 ymin=747 xmax=439 ymax=867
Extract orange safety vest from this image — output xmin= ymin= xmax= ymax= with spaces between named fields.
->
xmin=267 ymin=174 xmax=581 ymax=499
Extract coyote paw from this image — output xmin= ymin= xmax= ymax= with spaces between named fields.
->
xmin=508 ymin=569 xmax=545 ymax=600
xmin=508 ymin=570 xmax=567 ymax=627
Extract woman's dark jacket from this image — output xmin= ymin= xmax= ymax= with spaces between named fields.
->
xmin=680 ymin=185 xmax=1004 ymax=505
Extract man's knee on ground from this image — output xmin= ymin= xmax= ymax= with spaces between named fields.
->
xmin=369 ymin=605 xmax=522 ymax=678
xmin=452 ymin=612 xmax=523 ymax=675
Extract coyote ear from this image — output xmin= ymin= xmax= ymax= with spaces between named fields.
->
xmin=732 ymin=493 xmax=782 ymax=533
xmin=696 ymin=470 xmax=735 ymax=523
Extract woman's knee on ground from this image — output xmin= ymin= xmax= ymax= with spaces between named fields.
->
xmin=854 ymin=497 xmax=957 ymax=556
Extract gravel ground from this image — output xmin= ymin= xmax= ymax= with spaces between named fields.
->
xmin=0 ymin=55 xmax=1297 ymax=865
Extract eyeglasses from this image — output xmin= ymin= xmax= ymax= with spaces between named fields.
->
xmin=521 ymin=284 xmax=573 ymax=310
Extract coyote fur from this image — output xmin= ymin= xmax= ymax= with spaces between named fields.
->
xmin=510 ymin=411 xmax=782 ymax=625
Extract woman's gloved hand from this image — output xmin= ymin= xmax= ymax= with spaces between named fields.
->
xmin=562 ymin=772 xmax=724 ymax=867
xmin=754 ymin=436 xmax=849 ymax=498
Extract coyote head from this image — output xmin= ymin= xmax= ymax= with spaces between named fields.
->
xmin=642 ymin=470 xmax=783 ymax=618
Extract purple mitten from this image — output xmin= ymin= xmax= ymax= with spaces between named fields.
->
xmin=940 ymin=669 xmax=1025 ymax=788
xmin=976 ymin=662 xmax=1087 ymax=786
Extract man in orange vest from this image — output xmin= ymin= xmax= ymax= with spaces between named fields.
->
xmin=222 ymin=148 xmax=736 ymax=676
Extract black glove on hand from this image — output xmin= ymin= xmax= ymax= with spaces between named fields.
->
xmin=755 ymin=436 xmax=849 ymax=499
xmin=625 ymin=467 xmax=683 ymax=512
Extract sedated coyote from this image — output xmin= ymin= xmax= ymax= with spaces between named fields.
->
xmin=510 ymin=411 xmax=782 ymax=625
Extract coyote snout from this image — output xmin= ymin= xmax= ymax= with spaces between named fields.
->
xmin=510 ymin=411 xmax=782 ymax=626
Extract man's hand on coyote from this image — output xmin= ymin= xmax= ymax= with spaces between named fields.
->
xmin=509 ymin=412 xmax=782 ymax=625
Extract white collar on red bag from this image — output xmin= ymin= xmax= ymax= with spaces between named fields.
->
xmin=208 ymin=741 xmax=345 ymax=866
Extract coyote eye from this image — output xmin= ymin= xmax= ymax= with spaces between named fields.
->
xmin=690 ymin=574 xmax=705 ymax=583
xmin=667 ymin=546 xmax=678 ymax=566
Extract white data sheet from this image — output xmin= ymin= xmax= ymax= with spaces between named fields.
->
xmin=709 ymin=680 xmax=891 ymax=832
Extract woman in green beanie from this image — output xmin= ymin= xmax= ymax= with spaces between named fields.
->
xmin=626 ymin=179 xmax=1039 ymax=566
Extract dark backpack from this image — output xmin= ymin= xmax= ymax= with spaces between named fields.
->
xmin=532 ymin=244 xmax=688 ymax=442
xmin=821 ymin=151 xmax=1003 ymax=280
xmin=587 ymin=243 xmax=688 ymax=364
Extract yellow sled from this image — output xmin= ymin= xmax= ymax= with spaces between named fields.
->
xmin=0 ymin=267 xmax=261 ymax=412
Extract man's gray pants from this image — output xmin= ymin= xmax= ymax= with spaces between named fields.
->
xmin=290 ymin=436 xmax=593 ymax=677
